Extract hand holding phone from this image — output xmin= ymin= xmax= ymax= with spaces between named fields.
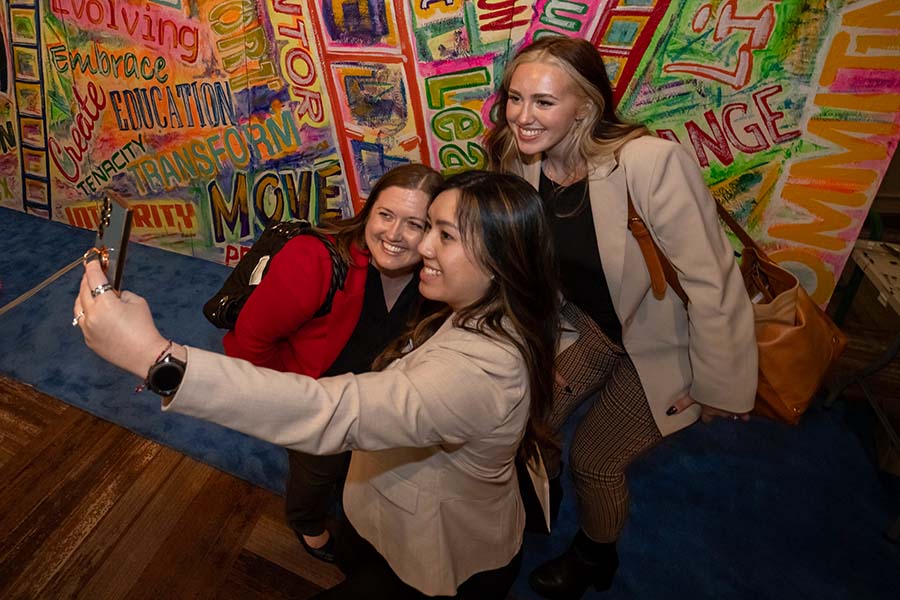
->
xmin=92 ymin=195 xmax=133 ymax=291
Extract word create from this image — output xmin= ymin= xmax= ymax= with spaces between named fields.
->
xmin=48 ymin=81 xmax=106 ymax=183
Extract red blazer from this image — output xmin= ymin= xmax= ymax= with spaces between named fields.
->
xmin=223 ymin=235 xmax=370 ymax=377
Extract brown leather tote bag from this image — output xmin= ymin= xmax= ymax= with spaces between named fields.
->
xmin=627 ymin=188 xmax=847 ymax=425
xmin=739 ymin=245 xmax=847 ymax=424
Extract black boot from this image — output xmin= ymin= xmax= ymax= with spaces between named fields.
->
xmin=528 ymin=530 xmax=619 ymax=599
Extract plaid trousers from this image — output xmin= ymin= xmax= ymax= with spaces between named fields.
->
xmin=546 ymin=301 xmax=663 ymax=542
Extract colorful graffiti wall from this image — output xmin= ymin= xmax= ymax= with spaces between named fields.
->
xmin=1 ymin=0 xmax=898 ymax=303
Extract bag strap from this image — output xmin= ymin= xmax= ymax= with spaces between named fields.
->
xmin=712 ymin=200 xmax=767 ymax=258
xmin=620 ymin=157 xmax=769 ymax=308
xmin=622 ymin=165 xmax=689 ymax=307
xmin=304 ymin=231 xmax=349 ymax=318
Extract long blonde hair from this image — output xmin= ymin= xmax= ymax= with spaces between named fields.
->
xmin=485 ymin=37 xmax=649 ymax=176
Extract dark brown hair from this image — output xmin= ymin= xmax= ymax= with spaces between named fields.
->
xmin=315 ymin=164 xmax=443 ymax=263
xmin=375 ymin=170 xmax=560 ymax=462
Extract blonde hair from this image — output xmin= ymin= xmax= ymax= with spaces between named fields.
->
xmin=485 ymin=37 xmax=649 ymax=176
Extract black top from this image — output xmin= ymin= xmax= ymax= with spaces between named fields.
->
xmin=322 ymin=265 xmax=421 ymax=376
xmin=539 ymin=169 xmax=623 ymax=345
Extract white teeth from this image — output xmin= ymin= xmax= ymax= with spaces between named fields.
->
xmin=519 ymin=127 xmax=543 ymax=136
xmin=423 ymin=267 xmax=441 ymax=277
xmin=382 ymin=241 xmax=405 ymax=254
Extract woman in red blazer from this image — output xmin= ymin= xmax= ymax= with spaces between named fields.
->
xmin=223 ymin=163 xmax=442 ymax=562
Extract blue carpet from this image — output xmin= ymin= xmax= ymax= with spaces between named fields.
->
xmin=516 ymin=402 xmax=900 ymax=599
xmin=0 ymin=207 xmax=286 ymax=493
xmin=1 ymin=206 xmax=898 ymax=599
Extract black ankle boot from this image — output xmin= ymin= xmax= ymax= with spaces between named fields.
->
xmin=528 ymin=530 xmax=619 ymax=599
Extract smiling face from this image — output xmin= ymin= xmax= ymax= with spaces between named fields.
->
xmin=364 ymin=186 xmax=430 ymax=277
xmin=417 ymin=190 xmax=493 ymax=312
xmin=505 ymin=60 xmax=589 ymax=164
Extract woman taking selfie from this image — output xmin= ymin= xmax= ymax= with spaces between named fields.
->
xmin=485 ymin=36 xmax=757 ymax=599
xmin=74 ymin=170 xmax=559 ymax=599
xmin=224 ymin=164 xmax=441 ymax=563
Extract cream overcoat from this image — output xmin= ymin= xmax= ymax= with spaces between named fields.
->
xmin=165 ymin=316 xmax=529 ymax=596
xmin=522 ymin=136 xmax=757 ymax=434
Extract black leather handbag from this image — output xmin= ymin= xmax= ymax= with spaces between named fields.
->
xmin=203 ymin=220 xmax=348 ymax=329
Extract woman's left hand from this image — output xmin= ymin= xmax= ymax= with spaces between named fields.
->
xmin=666 ymin=394 xmax=750 ymax=423
xmin=74 ymin=259 xmax=170 ymax=379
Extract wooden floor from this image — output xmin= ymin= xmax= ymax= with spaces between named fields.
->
xmin=1 ymin=240 xmax=899 ymax=599
xmin=0 ymin=376 xmax=344 ymax=600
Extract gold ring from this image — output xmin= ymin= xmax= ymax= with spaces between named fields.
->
xmin=91 ymin=283 xmax=114 ymax=298
xmin=72 ymin=312 xmax=84 ymax=327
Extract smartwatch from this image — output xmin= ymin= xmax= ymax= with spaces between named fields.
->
xmin=146 ymin=353 xmax=186 ymax=396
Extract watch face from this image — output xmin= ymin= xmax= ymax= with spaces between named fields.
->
xmin=153 ymin=362 xmax=183 ymax=392
xmin=149 ymin=354 xmax=185 ymax=395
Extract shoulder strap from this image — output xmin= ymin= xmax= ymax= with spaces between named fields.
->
xmin=712 ymin=200 xmax=766 ymax=257
xmin=303 ymin=230 xmax=349 ymax=318
xmin=622 ymin=166 xmax=689 ymax=307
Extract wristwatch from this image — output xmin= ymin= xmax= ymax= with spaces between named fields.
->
xmin=146 ymin=353 xmax=186 ymax=396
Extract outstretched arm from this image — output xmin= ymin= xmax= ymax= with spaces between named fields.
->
xmin=75 ymin=259 xmax=523 ymax=455
xmin=165 ymin=341 xmax=523 ymax=454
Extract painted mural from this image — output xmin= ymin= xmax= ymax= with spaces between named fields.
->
xmin=1 ymin=0 xmax=898 ymax=303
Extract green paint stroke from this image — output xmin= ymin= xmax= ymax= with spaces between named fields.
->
xmin=12 ymin=15 xmax=36 ymax=41
xmin=615 ymin=0 xmax=845 ymax=215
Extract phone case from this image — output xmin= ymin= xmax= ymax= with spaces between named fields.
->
xmin=94 ymin=195 xmax=133 ymax=291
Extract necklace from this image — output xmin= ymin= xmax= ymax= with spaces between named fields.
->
xmin=543 ymin=160 xmax=585 ymax=187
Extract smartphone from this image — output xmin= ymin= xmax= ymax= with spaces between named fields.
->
xmin=94 ymin=195 xmax=133 ymax=291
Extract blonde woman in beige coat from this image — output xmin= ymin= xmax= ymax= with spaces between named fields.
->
xmin=485 ymin=37 xmax=757 ymax=599
xmin=75 ymin=171 xmax=560 ymax=599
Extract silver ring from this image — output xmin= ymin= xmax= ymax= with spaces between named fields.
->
xmin=72 ymin=311 xmax=84 ymax=327
xmin=91 ymin=283 xmax=114 ymax=298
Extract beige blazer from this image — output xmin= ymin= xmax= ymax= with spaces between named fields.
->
xmin=522 ymin=136 xmax=757 ymax=435
xmin=165 ymin=316 xmax=529 ymax=596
